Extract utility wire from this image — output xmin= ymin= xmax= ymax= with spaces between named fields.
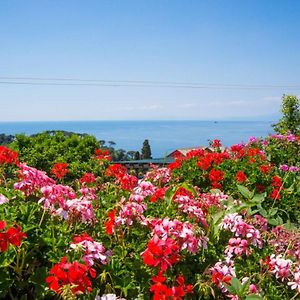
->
xmin=0 ymin=77 xmax=299 ymax=90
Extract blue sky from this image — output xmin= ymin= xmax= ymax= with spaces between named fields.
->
xmin=1 ymin=0 xmax=300 ymax=121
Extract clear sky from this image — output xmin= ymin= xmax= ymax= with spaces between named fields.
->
xmin=1 ymin=0 xmax=300 ymax=121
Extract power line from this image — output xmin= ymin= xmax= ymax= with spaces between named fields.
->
xmin=0 ymin=77 xmax=299 ymax=90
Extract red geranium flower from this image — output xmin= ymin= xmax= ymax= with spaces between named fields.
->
xmin=235 ymin=171 xmax=247 ymax=183
xmin=46 ymin=257 xmax=96 ymax=295
xmin=0 ymin=146 xmax=18 ymax=165
xmin=6 ymin=225 xmax=27 ymax=247
xmin=72 ymin=233 xmax=94 ymax=244
xmin=211 ymin=139 xmax=221 ymax=148
xmin=80 ymin=173 xmax=96 ymax=184
xmin=270 ymin=189 xmax=281 ymax=200
xmin=209 ymin=169 xmax=224 ymax=182
xmin=260 ymin=165 xmax=272 ymax=174
xmin=0 ymin=222 xmax=26 ymax=252
xmin=271 ymin=175 xmax=282 ymax=188
xmin=105 ymin=164 xmax=127 ymax=178
xmin=104 ymin=209 xmax=116 ymax=235
xmin=51 ymin=162 xmax=69 ymax=179
xmin=142 ymin=236 xmax=180 ymax=271
xmin=0 ymin=221 xmax=6 ymax=231
xmin=95 ymin=149 xmax=112 ymax=161
xmin=150 ymin=187 xmax=168 ymax=203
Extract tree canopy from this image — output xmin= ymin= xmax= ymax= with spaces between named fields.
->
xmin=273 ymin=94 xmax=300 ymax=135
xmin=141 ymin=139 xmax=152 ymax=159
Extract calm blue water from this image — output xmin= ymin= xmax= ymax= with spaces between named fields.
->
xmin=0 ymin=121 xmax=274 ymax=157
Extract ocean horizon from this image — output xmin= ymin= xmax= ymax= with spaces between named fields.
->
xmin=0 ymin=120 xmax=274 ymax=158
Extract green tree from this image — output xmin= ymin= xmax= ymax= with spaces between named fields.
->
xmin=133 ymin=151 xmax=140 ymax=160
xmin=273 ymin=95 xmax=300 ymax=134
xmin=141 ymin=139 xmax=152 ymax=159
xmin=112 ymin=149 xmax=128 ymax=161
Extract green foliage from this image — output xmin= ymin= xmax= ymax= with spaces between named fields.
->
xmin=133 ymin=151 xmax=140 ymax=160
xmin=273 ymin=95 xmax=300 ymax=134
xmin=10 ymin=132 xmax=107 ymax=181
xmin=264 ymin=135 xmax=300 ymax=167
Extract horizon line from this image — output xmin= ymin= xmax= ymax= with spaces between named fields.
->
xmin=0 ymin=119 xmax=276 ymax=123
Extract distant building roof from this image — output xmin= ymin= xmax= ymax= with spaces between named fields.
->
xmin=166 ymin=146 xmax=205 ymax=158
xmin=166 ymin=146 xmax=226 ymax=158
xmin=115 ymin=157 xmax=174 ymax=164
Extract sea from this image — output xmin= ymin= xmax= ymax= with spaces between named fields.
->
xmin=0 ymin=120 xmax=274 ymax=158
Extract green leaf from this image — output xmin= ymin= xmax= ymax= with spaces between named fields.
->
xmin=237 ymin=185 xmax=253 ymax=199
xmin=258 ymin=207 xmax=268 ymax=218
xmin=268 ymin=218 xmax=279 ymax=226
xmin=224 ymin=284 xmax=236 ymax=294
xmin=269 ymin=208 xmax=278 ymax=216
xmin=251 ymin=193 xmax=266 ymax=203
xmin=245 ymin=295 xmax=263 ymax=300
xmin=249 ymin=209 xmax=259 ymax=215
xmin=230 ymin=277 xmax=242 ymax=293
xmin=282 ymin=220 xmax=297 ymax=230
xmin=276 ymin=216 xmax=283 ymax=225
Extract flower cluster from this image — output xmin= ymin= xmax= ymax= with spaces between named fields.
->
xmin=266 ymin=254 xmax=293 ymax=281
xmin=38 ymin=184 xmax=95 ymax=223
xmin=0 ymin=221 xmax=26 ymax=252
xmin=220 ymin=213 xmax=263 ymax=248
xmin=210 ymin=261 xmax=236 ymax=291
xmin=0 ymin=146 xmax=18 ymax=165
xmin=173 ymin=188 xmax=227 ymax=228
xmin=142 ymin=235 xmax=181 ymax=271
xmin=115 ymin=196 xmax=147 ymax=226
xmin=268 ymin=226 xmax=300 ymax=260
xmin=112 ymin=180 xmax=160 ymax=228
xmin=39 ymin=184 xmax=76 ymax=211
xmin=105 ymin=164 xmax=138 ymax=191
xmin=80 ymin=172 xmax=96 ymax=184
xmin=65 ymin=198 xmax=95 ymax=223
xmin=148 ymin=218 xmax=207 ymax=254
xmin=95 ymin=149 xmax=112 ymax=161
xmin=51 ymin=162 xmax=69 ymax=179
xmin=288 ymin=267 xmax=300 ymax=293
xmin=150 ymin=272 xmax=193 ymax=300
xmin=235 ymin=170 xmax=247 ymax=183
xmin=37 ymin=182 xmax=96 ymax=223
xmin=265 ymin=255 xmax=300 ymax=294
xmin=279 ymin=164 xmax=300 ymax=172
xmin=211 ymin=213 xmax=266 ymax=297
xmin=269 ymin=133 xmax=300 ymax=143
xmin=197 ymin=151 xmax=230 ymax=171
xmin=14 ymin=163 xmax=55 ymax=196
xmin=144 ymin=164 xmax=171 ymax=184
xmin=173 ymin=188 xmax=207 ymax=227
xmin=149 ymin=187 xmax=168 ymax=203
xmin=46 ymin=257 xmax=96 ymax=295
xmin=225 ymin=238 xmax=250 ymax=258
xmin=264 ymin=226 xmax=300 ymax=294
xmin=70 ymin=233 xmax=112 ymax=266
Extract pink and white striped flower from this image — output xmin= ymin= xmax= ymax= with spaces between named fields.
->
xmin=70 ymin=237 xmax=112 ymax=266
